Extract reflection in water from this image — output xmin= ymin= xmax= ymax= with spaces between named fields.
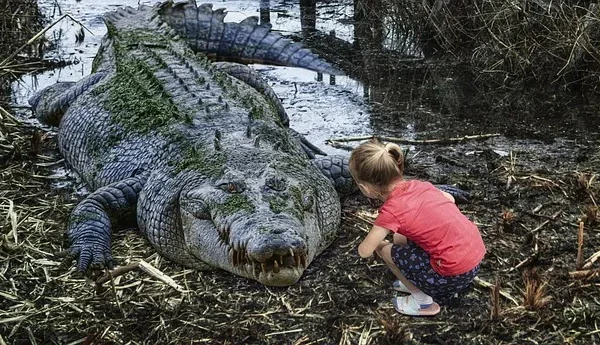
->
xmin=259 ymin=0 xmax=270 ymax=24
xmin=300 ymin=0 xmax=316 ymax=37
xmin=295 ymin=0 xmax=600 ymax=139
xmin=0 ymin=0 xmax=44 ymax=98
xmin=9 ymin=0 xmax=371 ymax=155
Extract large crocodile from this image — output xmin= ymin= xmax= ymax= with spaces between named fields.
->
xmin=29 ymin=0 xmax=357 ymax=286
xmin=30 ymin=0 xmax=466 ymax=286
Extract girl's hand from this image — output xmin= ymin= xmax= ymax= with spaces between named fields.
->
xmin=376 ymin=240 xmax=390 ymax=252
xmin=358 ymin=225 xmax=391 ymax=258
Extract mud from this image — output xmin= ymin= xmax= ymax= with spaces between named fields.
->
xmin=1 ymin=1 xmax=599 ymax=344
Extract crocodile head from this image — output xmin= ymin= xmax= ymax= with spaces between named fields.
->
xmin=178 ymin=151 xmax=340 ymax=286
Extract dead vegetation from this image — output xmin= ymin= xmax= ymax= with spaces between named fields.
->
xmin=1 ymin=114 xmax=600 ymax=344
xmin=0 ymin=0 xmax=44 ymax=84
xmin=370 ymin=0 xmax=600 ymax=93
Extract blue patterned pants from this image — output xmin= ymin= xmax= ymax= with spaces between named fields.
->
xmin=391 ymin=241 xmax=480 ymax=303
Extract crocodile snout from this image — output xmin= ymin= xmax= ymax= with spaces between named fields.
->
xmin=228 ymin=215 xmax=310 ymax=286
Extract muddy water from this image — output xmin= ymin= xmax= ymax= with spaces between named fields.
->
xmin=8 ymin=0 xmax=599 ymax=154
xmin=10 ymin=0 xmax=371 ymax=155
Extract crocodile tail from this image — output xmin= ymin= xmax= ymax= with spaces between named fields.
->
xmin=158 ymin=1 xmax=343 ymax=75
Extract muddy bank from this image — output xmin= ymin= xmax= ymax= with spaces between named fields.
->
xmin=2 ymin=120 xmax=599 ymax=344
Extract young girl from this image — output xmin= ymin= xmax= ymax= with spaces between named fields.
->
xmin=349 ymin=139 xmax=485 ymax=316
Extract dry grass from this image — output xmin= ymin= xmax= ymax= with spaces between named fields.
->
xmin=379 ymin=0 xmax=600 ymax=92
xmin=522 ymin=269 xmax=552 ymax=311
xmin=2 ymin=117 xmax=600 ymax=343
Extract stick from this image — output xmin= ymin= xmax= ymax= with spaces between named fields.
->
xmin=326 ymin=133 xmax=501 ymax=146
xmin=569 ymin=269 xmax=600 ymax=280
xmin=0 ymin=105 xmax=21 ymax=125
xmin=582 ymin=250 xmax=600 ymax=270
xmin=0 ymin=14 xmax=94 ymax=68
xmin=96 ymin=262 xmax=140 ymax=285
xmin=508 ymin=240 xmax=539 ymax=272
xmin=7 ymin=200 xmax=18 ymax=245
xmin=474 ymin=276 xmax=519 ymax=306
xmin=577 ymin=221 xmax=585 ymax=270
xmin=138 ymin=260 xmax=185 ymax=292
xmin=105 ymin=268 xmax=123 ymax=313
xmin=529 ymin=210 xmax=562 ymax=233
xmin=490 ymin=278 xmax=501 ymax=320
xmin=95 ymin=260 xmax=185 ymax=292
xmin=327 ymin=141 xmax=354 ymax=151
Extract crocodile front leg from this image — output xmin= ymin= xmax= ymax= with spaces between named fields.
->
xmin=67 ymin=174 xmax=146 ymax=271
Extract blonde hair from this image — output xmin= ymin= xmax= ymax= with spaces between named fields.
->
xmin=348 ymin=138 xmax=404 ymax=188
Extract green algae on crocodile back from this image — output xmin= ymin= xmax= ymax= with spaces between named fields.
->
xmin=28 ymin=0 xmax=357 ymax=286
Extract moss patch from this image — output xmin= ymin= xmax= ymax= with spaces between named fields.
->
xmin=173 ymin=145 xmax=226 ymax=177
xmin=94 ymin=30 xmax=193 ymax=134
xmin=269 ymin=197 xmax=288 ymax=214
xmin=289 ymin=185 xmax=306 ymax=223
xmin=217 ymin=194 xmax=255 ymax=215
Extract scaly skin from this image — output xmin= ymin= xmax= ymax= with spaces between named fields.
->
xmin=29 ymin=1 xmax=350 ymax=286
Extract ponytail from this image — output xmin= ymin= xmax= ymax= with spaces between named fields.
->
xmin=348 ymin=138 xmax=404 ymax=188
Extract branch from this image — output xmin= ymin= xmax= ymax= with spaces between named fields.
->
xmin=0 ymin=13 xmax=93 ymax=68
xmin=326 ymin=133 xmax=501 ymax=147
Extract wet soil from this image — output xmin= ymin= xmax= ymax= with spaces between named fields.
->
xmin=1 ymin=1 xmax=600 ymax=344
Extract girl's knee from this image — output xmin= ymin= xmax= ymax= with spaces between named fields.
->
xmin=377 ymin=243 xmax=395 ymax=262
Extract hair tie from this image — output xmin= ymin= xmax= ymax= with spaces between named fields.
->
xmin=388 ymin=149 xmax=400 ymax=162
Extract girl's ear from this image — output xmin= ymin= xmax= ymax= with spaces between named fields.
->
xmin=358 ymin=182 xmax=375 ymax=198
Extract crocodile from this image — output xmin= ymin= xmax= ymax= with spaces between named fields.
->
xmin=29 ymin=0 xmax=358 ymax=287
xmin=30 ymin=0 xmax=467 ymax=286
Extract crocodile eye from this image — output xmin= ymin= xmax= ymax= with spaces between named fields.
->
xmin=219 ymin=182 xmax=245 ymax=193
xmin=302 ymin=195 xmax=314 ymax=211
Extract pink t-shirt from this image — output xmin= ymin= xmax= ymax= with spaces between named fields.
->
xmin=374 ymin=180 xmax=486 ymax=276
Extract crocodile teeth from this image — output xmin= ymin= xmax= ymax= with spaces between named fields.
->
xmin=295 ymin=254 xmax=301 ymax=267
xmin=300 ymin=255 xmax=307 ymax=269
xmin=273 ymin=260 xmax=280 ymax=274
xmin=279 ymin=255 xmax=283 ymax=265
xmin=261 ymin=263 xmax=267 ymax=274
xmin=289 ymin=248 xmax=294 ymax=258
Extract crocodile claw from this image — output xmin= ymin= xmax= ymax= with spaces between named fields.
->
xmin=435 ymin=184 xmax=471 ymax=204
xmin=69 ymin=240 xmax=114 ymax=272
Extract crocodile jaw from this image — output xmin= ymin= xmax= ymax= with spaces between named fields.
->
xmin=180 ymin=208 xmax=310 ymax=286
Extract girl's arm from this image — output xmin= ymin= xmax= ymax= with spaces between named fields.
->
xmin=358 ymin=225 xmax=391 ymax=258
